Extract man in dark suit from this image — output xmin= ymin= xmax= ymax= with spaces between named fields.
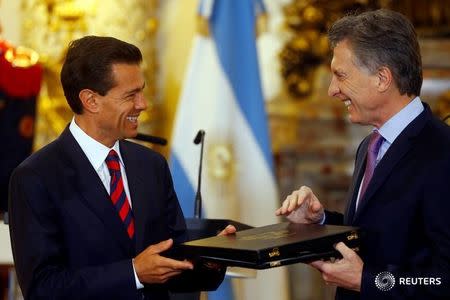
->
xmin=8 ymin=36 xmax=234 ymax=300
xmin=276 ymin=9 xmax=450 ymax=299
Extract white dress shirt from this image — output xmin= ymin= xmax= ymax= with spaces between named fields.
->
xmin=69 ymin=118 xmax=144 ymax=289
xmin=355 ymin=97 xmax=424 ymax=209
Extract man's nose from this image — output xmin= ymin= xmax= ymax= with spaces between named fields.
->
xmin=328 ymin=77 xmax=339 ymax=97
xmin=135 ymin=93 xmax=148 ymax=110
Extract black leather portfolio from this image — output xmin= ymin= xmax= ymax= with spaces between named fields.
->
xmin=185 ymin=218 xmax=253 ymax=240
xmin=174 ymin=222 xmax=361 ymax=269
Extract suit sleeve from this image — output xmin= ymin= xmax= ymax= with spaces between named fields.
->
xmin=359 ymin=159 xmax=450 ymax=299
xmin=324 ymin=210 xmax=344 ymax=225
xmin=8 ymin=166 xmax=140 ymax=300
xmin=158 ymin=159 xmax=226 ymax=292
xmin=161 ymin=158 xmax=189 ymax=245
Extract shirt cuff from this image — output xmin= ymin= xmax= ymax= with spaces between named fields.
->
xmin=319 ymin=213 xmax=326 ymax=225
xmin=132 ymin=259 xmax=144 ymax=289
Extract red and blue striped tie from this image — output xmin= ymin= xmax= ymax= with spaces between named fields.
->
xmin=105 ymin=150 xmax=135 ymax=239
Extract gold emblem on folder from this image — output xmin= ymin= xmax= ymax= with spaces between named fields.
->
xmin=269 ymin=248 xmax=280 ymax=258
xmin=241 ymin=230 xmax=295 ymax=241
xmin=269 ymin=261 xmax=281 ymax=267
xmin=347 ymin=231 xmax=359 ymax=241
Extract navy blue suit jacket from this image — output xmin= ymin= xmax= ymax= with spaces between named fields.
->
xmin=325 ymin=103 xmax=450 ymax=299
xmin=8 ymin=127 xmax=223 ymax=300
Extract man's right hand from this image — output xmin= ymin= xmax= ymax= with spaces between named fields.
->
xmin=134 ymin=239 xmax=193 ymax=284
xmin=275 ymin=186 xmax=324 ymax=224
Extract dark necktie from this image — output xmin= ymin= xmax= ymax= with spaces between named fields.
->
xmin=105 ymin=149 xmax=135 ymax=239
xmin=359 ymin=131 xmax=384 ymax=201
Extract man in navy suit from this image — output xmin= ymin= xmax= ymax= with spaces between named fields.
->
xmin=276 ymin=9 xmax=450 ymax=299
xmin=8 ymin=36 xmax=234 ymax=299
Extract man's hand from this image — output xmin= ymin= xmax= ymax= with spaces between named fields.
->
xmin=134 ymin=239 xmax=193 ymax=284
xmin=192 ymin=225 xmax=237 ymax=272
xmin=309 ymin=242 xmax=363 ymax=291
xmin=217 ymin=225 xmax=237 ymax=236
xmin=275 ymin=186 xmax=324 ymax=224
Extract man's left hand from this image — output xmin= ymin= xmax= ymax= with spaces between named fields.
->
xmin=201 ymin=225 xmax=237 ymax=271
xmin=310 ymin=242 xmax=363 ymax=292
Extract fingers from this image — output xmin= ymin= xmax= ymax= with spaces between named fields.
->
xmin=218 ymin=225 xmax=237 ymax=236
xmin=162 ymin=270 xmax=183 ymax=279
xmin=158 ymin=270 xmax=183 ymax=283
xmin=148 ymin=238 xmax=173 ymax=255
xmin=287 ymin=193 xmax=301 ymax=212
xmin=277 ymin=192 xmax=296 ymax=215
xmin=135 ymin=241 xmax=195 ymax=284
xmin=276 ymin=196 xmax=291 ymax=215
xmin=310 ymin=244 xmax=363 ymax=291
xmin=159 ymin=256 xmax=193 ymax=270
xmin=276 ymin=186 xmax=311 ymax=215
xmin=281 ymin=193 xmax=296 ymax=214
xmin=277 ymin=186 xmax=325 ymax=224
xmin=149 ymin=269 xmax=184 ymax=284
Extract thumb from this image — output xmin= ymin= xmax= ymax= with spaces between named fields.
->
xmin=149 ymin=238 xmax=173 ymax=254
xmin=218 ymin=225 xmax=237 ymax=236
xmin=309 ymin=260 xmax=325 ymax=271
xmin=334 ymin=242 xmax=354 ymax=259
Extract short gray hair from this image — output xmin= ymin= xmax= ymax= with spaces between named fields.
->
xmin=328 ymin=9 xmax=422 ymax=97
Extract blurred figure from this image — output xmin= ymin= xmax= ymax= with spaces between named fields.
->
xmin=0 ymin=36 xmax=42 ymax=215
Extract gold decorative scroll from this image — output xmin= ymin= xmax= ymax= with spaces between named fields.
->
xmin=20 ymin=0 xmax=160 ymax=150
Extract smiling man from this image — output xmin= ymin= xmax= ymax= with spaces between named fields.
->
xmin=8 ymin=36 xmax=230 ymax=300
xmin=276 ymin=9 xmax=450 ymax=300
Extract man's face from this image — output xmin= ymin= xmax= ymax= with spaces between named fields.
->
xmin=328 ymin=40 xmax=386 ymax=127
xmin=94 ymin=63 xmax=147 ymax=147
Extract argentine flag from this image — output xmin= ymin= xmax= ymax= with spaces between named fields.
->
xmin=170 ymin=0 xmax=289 ymax=299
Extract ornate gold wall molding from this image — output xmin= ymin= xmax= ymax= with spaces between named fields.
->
xmin=21 ymin=0 xmax=159 ymax=149
xmin=279 ymin=0 xmax=378 ymax=100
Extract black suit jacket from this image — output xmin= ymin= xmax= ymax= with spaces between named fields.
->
xmin=325 ymin=103 xmax=450 ymax=299
xmin=8 ymin=127 xmax=223 ymax=300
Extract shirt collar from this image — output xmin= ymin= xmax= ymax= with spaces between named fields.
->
xmin=69 ymin=118 xmax=122 ymax=170
xmin=377 ymin=96 xmax=424 ymax=144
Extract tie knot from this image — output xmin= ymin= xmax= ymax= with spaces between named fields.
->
xmin=105 ymin=149 xmax=120 ymax=173
xmin=368 ymin=131 xmax=384 ymax=155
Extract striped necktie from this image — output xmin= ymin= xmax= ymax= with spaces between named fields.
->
xmin=105 ymin=149 xmax=135 ymax=239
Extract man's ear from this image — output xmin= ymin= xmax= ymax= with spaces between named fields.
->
xmin=79 ymin=89 xmax=99 ymax=113
xmin=377 ymin=66 xmax=393 ymax=93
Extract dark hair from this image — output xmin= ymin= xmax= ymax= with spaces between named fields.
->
xmin=60 ymin=36 xmax=143 ymax=114
xmin=328 ymin=9 xmax=422 ymax=97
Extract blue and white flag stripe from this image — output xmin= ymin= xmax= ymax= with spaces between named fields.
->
xmin=170 ymin=1 xmax=289 ymax=299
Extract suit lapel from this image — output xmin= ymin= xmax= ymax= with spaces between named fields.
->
xmin=344 ymin=138 xmax=369 ymax=224
xmin=58 ymin=127 xmax=134 ymax=254
xmin=353 ymin=104 xmax=431 ymax=222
